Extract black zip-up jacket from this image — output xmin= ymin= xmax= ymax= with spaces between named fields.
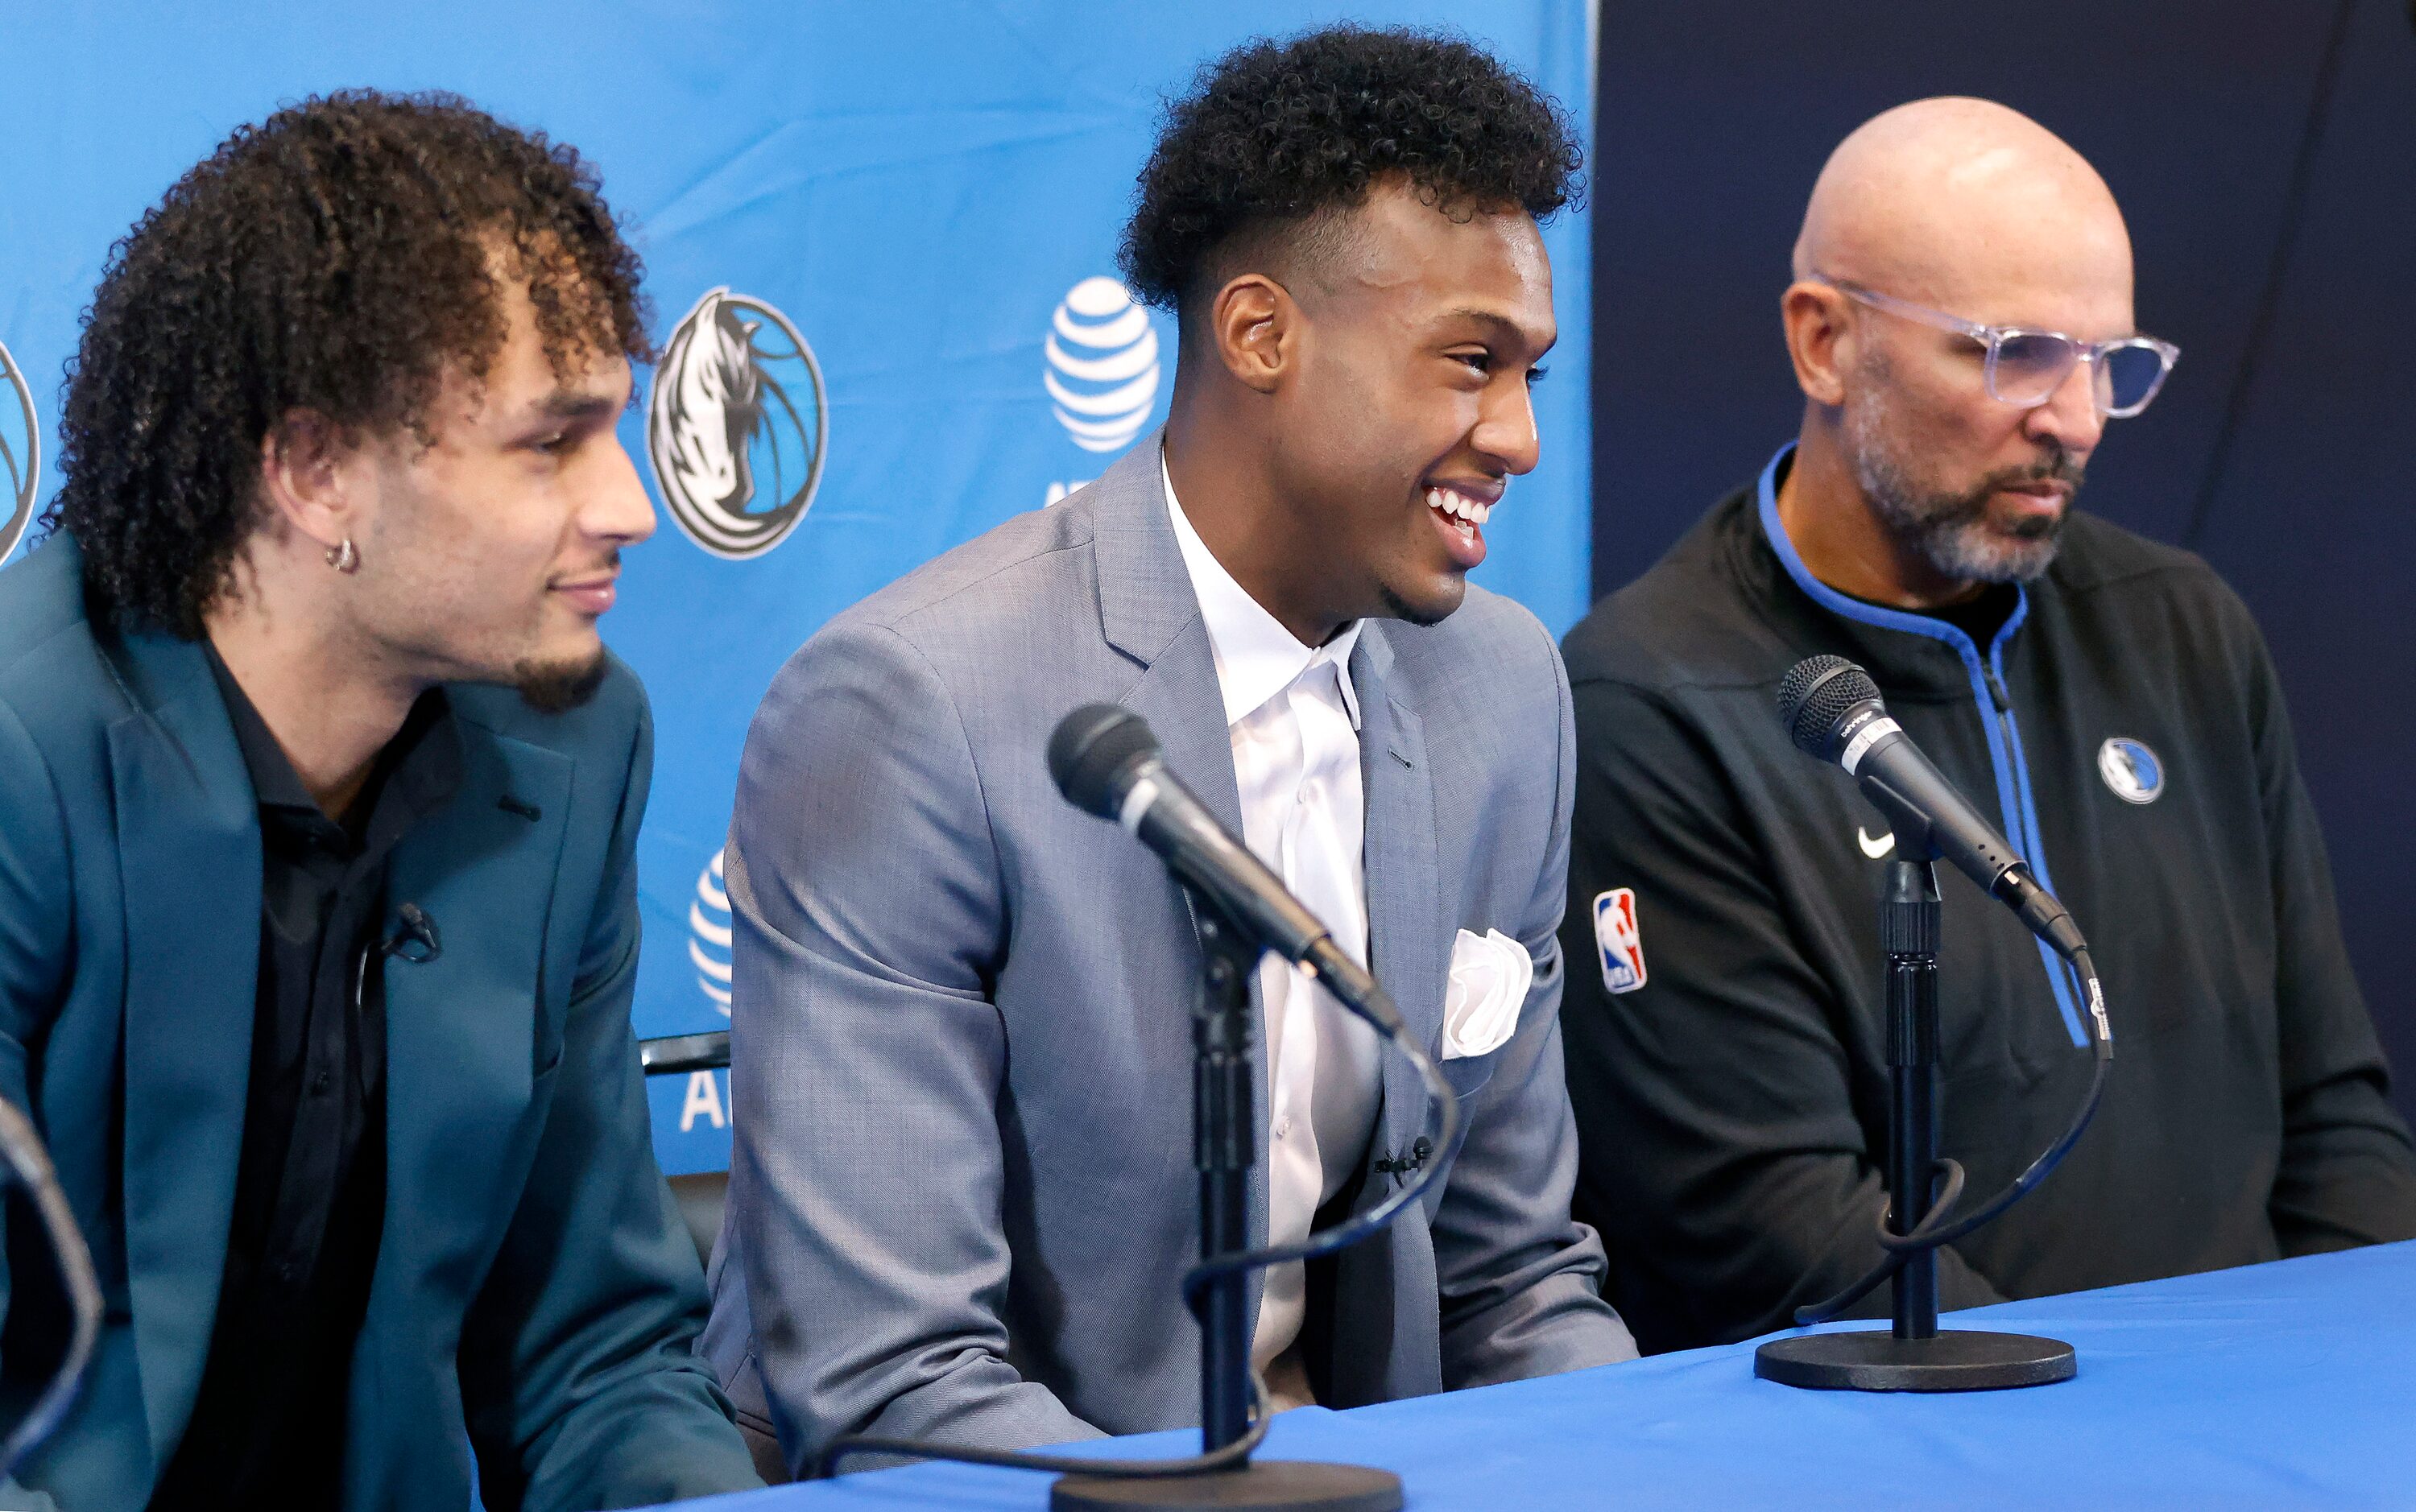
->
xmin=1558 ymin=447 xmax=2416 ymax=1353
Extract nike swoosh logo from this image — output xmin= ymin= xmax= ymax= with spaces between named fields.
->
xmin=1858 ymin=827 xmax=1896 ymax=859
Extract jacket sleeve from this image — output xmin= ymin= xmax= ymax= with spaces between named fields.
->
xmin=459 ymin=694 xmax=763 ymax=1512
xmin=0 ymin=700 xmax=68 ymax=1512
xmin=1432 ymin=625 xmax=1638 ymax=1387
xmin=2238 ymin=619 xmax=2416 ymax=1250
xmin=724 ymin=621 xmax=1098 ymax=1473
xmin=1557 ymin=675 xmax=2006 ymax=1351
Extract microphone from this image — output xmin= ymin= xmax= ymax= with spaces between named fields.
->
xmin=1778 ymin=655 xmax=2087 ymax=965
xmin=1047 ymin=704 xmax=1401 ymax=1036
xmin=383 ymin=903 xmax=441 ymax=964
xmin=829 ymin=703 xmax=1453 ymax=1503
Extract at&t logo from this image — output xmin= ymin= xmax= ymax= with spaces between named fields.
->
xmin=1044 ymin=276 xmax=1160 ymax=506
xmin=690 ymin=847 xmax=733 ymax=1014
xmin=647 ymin=287 xmax=827 ymax=560
xmin=681 ymin=848 xmax=736 ymax=1131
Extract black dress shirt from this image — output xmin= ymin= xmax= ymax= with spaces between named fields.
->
xmin=150 ymin=653 xmax=460 ymax=1510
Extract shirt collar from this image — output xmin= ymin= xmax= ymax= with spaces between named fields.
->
xmin=1163 ymin=452 xmax=1363 ymax=730
xmin=1753 ymin=440 xmax=2031 ymax=661
xmin=203 ymin=639 xmax=464 ymax=853
xmin=205 ymin=641 xmax=321 ymax=816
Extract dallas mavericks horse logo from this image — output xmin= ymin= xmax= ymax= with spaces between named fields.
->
xmin=2098 ymin=737 xmax=2166 ymax=804
xmin=0 ymin=335 xmax=37 ymax=563
xmin=646 ymin=288 xmax=827 ymax=560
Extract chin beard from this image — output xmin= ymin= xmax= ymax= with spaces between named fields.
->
xmin=1847 ymin=386 xmax=2080 ymax=586
xmin=512 ymin=650 xmax=610 ymax=713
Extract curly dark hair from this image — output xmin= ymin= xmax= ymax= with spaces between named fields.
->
xmin=45 ymin=89 xmax=651 ymax=636
xmin=1119 ymin=26 xmax=1583 ymax=320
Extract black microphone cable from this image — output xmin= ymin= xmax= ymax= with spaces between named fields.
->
xmin=817 ymin=957 xmax=1463 ymax=1481
xmin=1773 ymin=655 xmax=2116 ymax=1328
xmin=1792 ymin=949 xmax=2112 ymax=1327
xmin=1178 ymin=977 xmax=1461 ymax=1312
xmin=0 ymin=1097 xmax=103 ymax=1479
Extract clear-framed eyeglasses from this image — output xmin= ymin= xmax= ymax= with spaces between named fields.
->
xmin=1814 ymin=271 xmax=2181 ymax=419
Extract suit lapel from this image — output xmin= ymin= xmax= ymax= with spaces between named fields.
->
xmin=1352 ymin=626 xmax=1448 ymax=1198
xmin=105 ymin=630 xmax=262 ymax=1470
xmin=374 ymin=721 xmax=575 ymax=1308
xmin=1087 ymin=439 xmax=1275 ymax=1296
xmin=1311 ymin=622 xmax=1450 ymax=1403
xmin=102 ymin=627 xmax=580 ymax=1471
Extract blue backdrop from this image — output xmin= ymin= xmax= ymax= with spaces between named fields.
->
xmin=0 ymin=1 xmax=1596 ymax=1175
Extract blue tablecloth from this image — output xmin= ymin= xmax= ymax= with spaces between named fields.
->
xmin=665 ymin=1241 xmax=2416 ymax=1510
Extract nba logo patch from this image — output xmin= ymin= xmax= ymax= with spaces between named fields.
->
xmin=1593 ymin=888 xmax=1649 ymax=994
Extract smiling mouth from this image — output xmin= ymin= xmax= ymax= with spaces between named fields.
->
xmin=1427 ymin=486 xmax=1494 ymax=529
xmin=1425 ymin=485 xmax=1496 ymax=571
xmin=551 ymin=574 xmax=619 ymax=614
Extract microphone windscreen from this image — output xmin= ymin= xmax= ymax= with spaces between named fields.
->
xmin=1777 ymin=655 xmax=1883 ymax=758
xmin=1049 ymin=704 xmax=1158 ymax=818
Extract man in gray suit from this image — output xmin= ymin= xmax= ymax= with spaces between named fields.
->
xmin=705 ymin=27 xmax=1635 ymax=1475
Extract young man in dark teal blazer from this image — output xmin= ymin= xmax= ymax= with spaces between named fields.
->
xmin=0 ymin=94 xmax=759 ymax=1510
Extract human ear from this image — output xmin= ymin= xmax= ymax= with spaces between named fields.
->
xmin=1208 ymin=275 xmax=1297 ymax=395
xmin=1781 ymin=280 xmax=1852 ymax=408
xmin=255 ymin=410 xmax=361 ymax=556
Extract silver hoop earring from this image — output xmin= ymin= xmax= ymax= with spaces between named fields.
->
xmin=325 ymin=539 xmax=359 ymax=574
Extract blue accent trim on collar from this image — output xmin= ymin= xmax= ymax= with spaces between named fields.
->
xmin=1753 ymin=443 xmax=2031 ymax=663
xmin=1756 ymin=443 xmax=2087 ymax=1047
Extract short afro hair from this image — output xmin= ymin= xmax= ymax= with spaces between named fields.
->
xmin=46 ymin=89 xmax=651 ymax=637
xmin=1119 ymin=26 xmax=1583 ymax=320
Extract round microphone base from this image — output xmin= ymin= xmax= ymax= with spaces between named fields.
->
xmin=1052 ymin=1460 xmax=1404 ymax=1511
xmin=1754 ymin=1328 xmax=2075 ymax=1392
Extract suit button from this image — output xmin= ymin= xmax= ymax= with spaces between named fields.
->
xmin=312 ymin=1069 xmax=333 ymax=1095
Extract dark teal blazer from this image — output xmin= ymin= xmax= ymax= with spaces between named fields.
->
xmin=0 ymin=538 xmax=759 ymax=1510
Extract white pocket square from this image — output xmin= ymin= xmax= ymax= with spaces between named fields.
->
xmin=1442 ymin=927 xmax=1533 ymax=1060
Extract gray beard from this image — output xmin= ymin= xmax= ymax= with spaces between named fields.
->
xmin=1846 ymin=384 xmax=2076 ymax=586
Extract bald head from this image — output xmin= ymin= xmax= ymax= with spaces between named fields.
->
xmin=1794 ymin=97 xmax=2131 ymax=326
xmin=1773 ymin=100 xmax=2153 ymax=609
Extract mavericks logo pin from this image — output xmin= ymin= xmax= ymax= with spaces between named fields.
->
xmin=647 ymin=287 xmax=827 ymax=560
xmin=2098 ymin=737 xmax=2165 ymax=804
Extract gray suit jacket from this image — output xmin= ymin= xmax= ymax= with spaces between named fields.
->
xmin=702 ymin=440 xmax=1632 ymax=1473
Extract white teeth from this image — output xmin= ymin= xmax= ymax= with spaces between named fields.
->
xmin=1427 ymin=487 xmax=1491 ymax=527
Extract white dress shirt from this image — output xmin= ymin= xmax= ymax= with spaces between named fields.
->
xmin=1163 ymin=457 xmax=1383 ymax=1410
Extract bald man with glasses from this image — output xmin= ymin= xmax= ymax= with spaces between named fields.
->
xmin=1558 ymin=97 xmax=2416 ymax=1352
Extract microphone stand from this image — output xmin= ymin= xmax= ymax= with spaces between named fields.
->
xmin=1754 ymin=851 xmax=2076 ymax=1391
xmin=1052 ymin=891 xmax=1402 ymax=1511
xmin=0 ymin=1097 xmax=103 ymax=1478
